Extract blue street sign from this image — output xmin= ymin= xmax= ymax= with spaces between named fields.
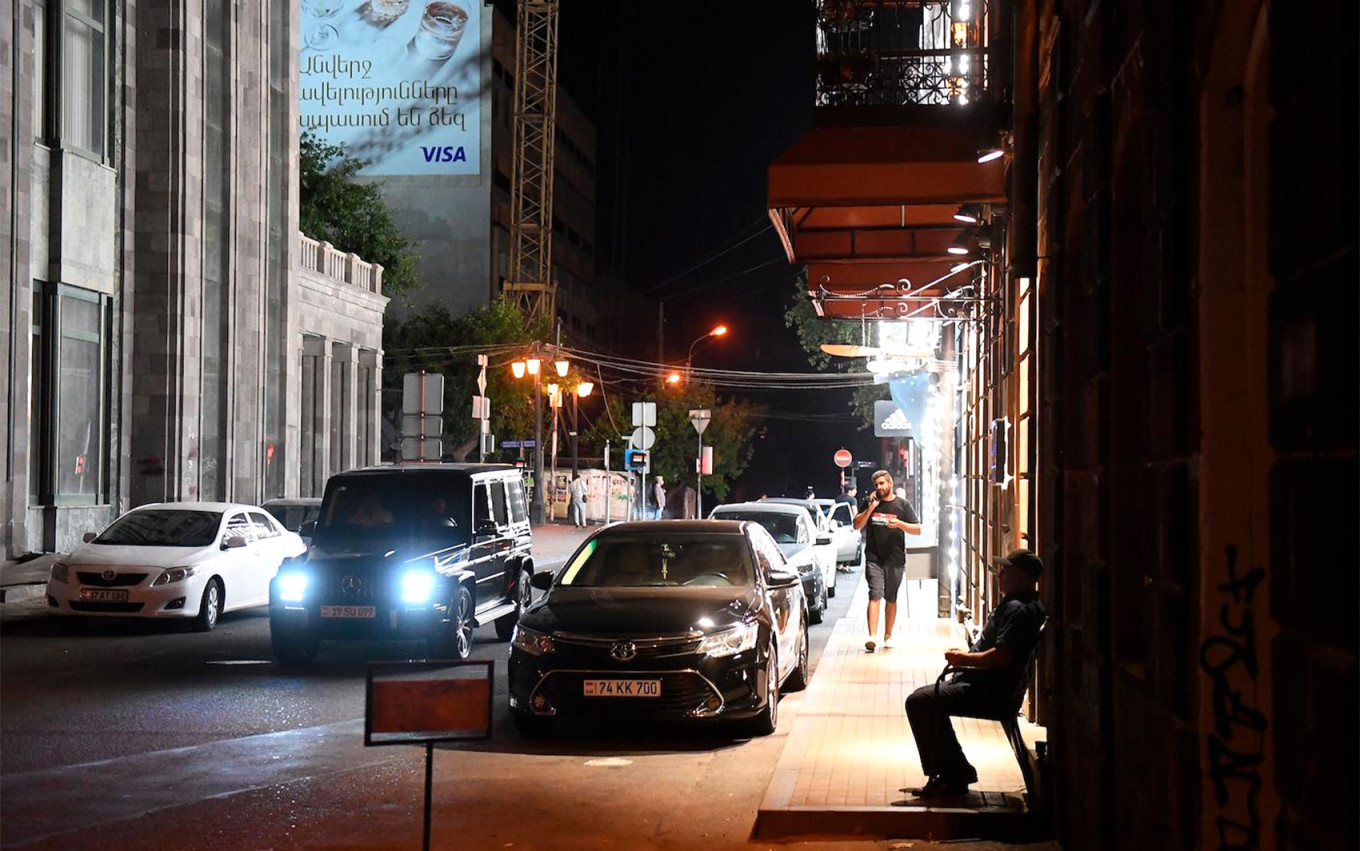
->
xmin=502 ymin=440 xmax=535 ymax=449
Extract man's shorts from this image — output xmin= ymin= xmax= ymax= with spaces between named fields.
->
xmin=865 ymin=560 xmax=906 ymax=603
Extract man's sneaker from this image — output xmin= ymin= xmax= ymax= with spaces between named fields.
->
xmin=883 ymin=635 xmax=895 ymax=649
xmin=916 ymin=774 xmax=973 ymax=798
xmin=865 ymin=637 xmax=877 ymax=653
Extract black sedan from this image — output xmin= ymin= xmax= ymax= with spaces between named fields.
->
xmin=508 ymin=520 xmax=810 ymax=737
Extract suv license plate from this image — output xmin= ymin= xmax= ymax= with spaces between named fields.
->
xmin=79 ymin=589 xmax=128 ymax=603
xmin=320 ymin=605 xmax=376 ymax=619
xmin=583 ymin=679 xmax=661 ymax=698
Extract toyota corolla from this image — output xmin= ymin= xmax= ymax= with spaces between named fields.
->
xmin=508 ymin=520 xmax=809 ymax=738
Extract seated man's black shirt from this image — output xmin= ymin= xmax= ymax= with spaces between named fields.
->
xmin=955 ymin=590 xmax=1046 ymax=695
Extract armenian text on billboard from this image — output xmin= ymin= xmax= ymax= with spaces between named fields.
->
xmin=300 ymin=0 xmax=481 ymax=177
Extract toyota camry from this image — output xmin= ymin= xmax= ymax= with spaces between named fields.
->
xmin=508 ymin=520 xmax=809 ymax=738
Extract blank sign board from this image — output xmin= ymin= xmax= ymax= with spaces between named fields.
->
xmin=365 ymin=661 xmax=493 ymax=746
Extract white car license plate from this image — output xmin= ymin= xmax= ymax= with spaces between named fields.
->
xmin=78 ymin=589 xmax=127 ymax=603
xmin=583 ymin=679 xmax=661 ymax=698
xmin=320 ymin=605 xmax=376 ymax=619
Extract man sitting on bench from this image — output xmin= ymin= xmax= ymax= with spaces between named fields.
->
xmin=905 ymin=548 xmax=1047 ymax=798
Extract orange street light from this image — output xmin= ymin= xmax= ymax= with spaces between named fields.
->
xmin=511 ymin=361 xmax=526 ymax=379
xmin=576 ymin=381 xmax=594 ymax=398
xmin=711 ymin=325 xmax=728 ymax=337
xmin=526 ymin=357 xmax=541 ymax=376
xmin=554 ymin=359 xmax=570 ymax=378
xmin=666 ymin=372 xmax=682 ymax=385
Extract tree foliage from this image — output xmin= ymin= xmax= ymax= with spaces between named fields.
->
xmin=383 ymin=299 xmax=551 ymax=460
xmin=783 ymin=268 xmax=889 ymax=427
xmin=299 ymin=132 xmax=419 ymax=297
xmin=583 ymin=381 xmax=764 ymax=504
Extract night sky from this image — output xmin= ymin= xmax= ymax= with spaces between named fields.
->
xmin=554 ymin=1 xmax=881 ymax=499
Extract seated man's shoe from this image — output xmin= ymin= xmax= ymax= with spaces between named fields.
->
xmin=912 ymin=776 xmax=947 ymax=797
xmin=918 ymin=774 xmax=972 ymax=798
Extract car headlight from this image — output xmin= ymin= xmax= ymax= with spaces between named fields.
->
xmin=400 ymin=571 xmax=437 ymax=605
xmin=50 ymin=562 xmax=70 ymax=583
xmin=277 ymin=572 xmax=309 ymax=603
xmin=151 ymin=566 xmax=197 ymax=587
xmin=697 ymin=622 xmax=758 ymax=658
xmin=512 ymin=624 xmax=555 ymax=656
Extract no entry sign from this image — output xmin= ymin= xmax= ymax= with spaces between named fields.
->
xmin=834 ymin=449 xmax=853 ymax=468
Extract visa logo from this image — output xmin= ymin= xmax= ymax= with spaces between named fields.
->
xmin=420 ymin=145 xmax=468 ymax=163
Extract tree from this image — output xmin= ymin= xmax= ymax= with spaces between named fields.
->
xmin=583 ymin=380 xmax=764 ymax=506
xmin=383 ymin=299 xmax=551 ymax=461
xmin=299 ymin=132 xmax=419 ymax=297
xmin=783 ymin=269 xmax=889 ymax=427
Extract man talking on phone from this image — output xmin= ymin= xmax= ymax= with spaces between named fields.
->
xmin=852 ymin=469 xmax=922 ymax=651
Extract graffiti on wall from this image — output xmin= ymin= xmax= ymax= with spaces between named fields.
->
xmin=1198 ymin=544 xmax=1267 ymax=850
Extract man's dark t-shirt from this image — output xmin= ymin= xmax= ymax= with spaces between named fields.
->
xmin=863 ymin=497 xmax=919 ymax=568
xmin=956 ymin=590 xmax=1047 ymax=695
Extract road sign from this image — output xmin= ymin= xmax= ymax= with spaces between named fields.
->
xmin=401 ymin=436 xmax=442 ymax=461
xmin=631 ymin=401 xmax=657 ymax=428
xmin=625 ymin=449 xmax=649 ymax=471
xmin=834 ymin=448 xmax=852 ymax=468
xmin=402 ymin=373 xmax=444 ymax=415
xmin=688 ymin=408 xmax=711 ymax=436
xmin=402 ymin=414 xmax=443 ymax=437
xmin=476 ymin=354 xmax=488 ymax=395
xmin=700 ymin=446 xmax=713 ymax=475
xmin=481 ymin=434 xmax=495 ymax=455
xmin=629 ymin=426 xmax=656 ymax=451
xmin=471 ymin=395 xmax=489 ymax=419
xmin=502 ymin=440 xmax=535 ymax=449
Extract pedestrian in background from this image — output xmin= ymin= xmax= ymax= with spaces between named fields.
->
xmin=568 ymin=472 xmax=587 ymax=527
xmin=653 ymin=476 xmax=667 ymax=519
xmin=851 ymin=469 xmax=921 ymax=652
xmin=836 ymin=482 xmax=858 ymax=508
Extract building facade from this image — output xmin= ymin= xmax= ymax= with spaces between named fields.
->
xmin=2 ymin=0 xmax=386 ymax=557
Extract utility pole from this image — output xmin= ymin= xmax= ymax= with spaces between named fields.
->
xmin=657 ymin=300 xmax=665 ymax=369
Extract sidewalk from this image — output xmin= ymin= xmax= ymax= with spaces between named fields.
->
xmin=755 ymin=572 xmax=1041 ymax=842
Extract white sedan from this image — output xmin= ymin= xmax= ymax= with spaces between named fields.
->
xmin=46 ymin=502 xmax=306 ymax=631
xmin=813 ymin=498 xmax=863 ymax=564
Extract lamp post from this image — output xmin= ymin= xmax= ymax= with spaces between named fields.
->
xmin=571 ymin=381 xmax=593 ymax=474
xmin=512 ymin=353 xmax=547 ymax=524
xmin=685 ymin=324 xmax=728 ymax=379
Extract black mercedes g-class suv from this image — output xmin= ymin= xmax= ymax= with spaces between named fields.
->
xmin=268 ymin=464 xmax=535 ymax=663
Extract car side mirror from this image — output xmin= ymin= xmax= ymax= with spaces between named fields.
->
xmin=474 ymin=519 xmax=498 ymax=538
xmin=223 ymin=535 xmax=248 ymax=549
xmin=766 ymin=569 xmax=800 ymax=587
xmin=299 ymin=520 xmax=316 ymax=537
xmin=82 ymin=532 xmax=97 ymax=543
xmin=530 ymin=571 xmax=553 ymax=591
xmin=816 ymin=535 xmax=833 ymax=546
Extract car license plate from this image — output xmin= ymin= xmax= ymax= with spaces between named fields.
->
xmin=320 ymin=605 xmax=376 ymax=619
xmin=583 ymin=679 xmax=661 ymax=698
xmin=78 ymin=589 xmax=127 ymax=603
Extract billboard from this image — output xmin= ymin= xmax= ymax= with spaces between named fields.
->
xmin=300 ymin=0 xmax=483 ymax=176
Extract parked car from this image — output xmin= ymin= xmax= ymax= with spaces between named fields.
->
xmin=261 ymin=497 xmax=323 ymax=542
xmin=267 ymin=464 xmax=534 ymax=664
xmin=708 ymin=502 xmax=829 ymax=622
xmin=757 ymin=497 xmax=839 ymax=596
xmin=813 ymin=498 xmax=863 ymax=565
xmin=508 ymin=520 xmax=808 ymax=737
xmin=45 ymin=502 xmax=306 ymax=631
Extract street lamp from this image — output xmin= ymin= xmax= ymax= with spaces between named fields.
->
xmin=570 ymin=381 xmax=593 ymax=474
xmin=686 ymin=325 xmax=729 ymax=377
xmin=512 ymin=349 xmax=563 ymax=525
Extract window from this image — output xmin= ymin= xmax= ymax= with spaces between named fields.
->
xmin=249 ymin=512 xmax=279 ymax=538
xmin=490 ymin=481 xmax=508 ymax=527
xmin=473 ymin=482 xmax=491 ymax=528
xmin=33 ymin=0 xmax=49 ymax=141
xmin=507 ymin=478 xmax=527 ymax=523
xmin=29 ymin=283 xmax=49 ymax=502
xmin=225 ymin=513 xmax=254 ymax=543
xmin=63 ymin=0 xmax=108 ymax=157
xmin=55 ymin=286 xmax=106 ymax=503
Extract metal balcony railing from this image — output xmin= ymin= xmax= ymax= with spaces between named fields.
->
xmin=815 ymin=0 xmax=1003 ymax=108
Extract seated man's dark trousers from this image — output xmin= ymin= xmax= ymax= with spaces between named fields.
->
xmin=905 ymin=676 xmax=1000 ymax=782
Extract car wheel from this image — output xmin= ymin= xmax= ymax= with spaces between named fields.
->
xmin=271 ymin=626 xmax=320 ymax=665
xmin=428 ymin=585 xmax=474 ymax=659
xmin=495 ymin=567 xmax=533 ymax=641
xmin=743 ymin=646 xmax=779 ymax=737
xmin=809 ymin=583 xmax=826 ymax=625
xmin=512 ymin=710 xmax=554 ymax=738
xmin=192 ymin=578 xmax=222 ymax=633
xmin=784 ymin=621 xmax=810 ymax=692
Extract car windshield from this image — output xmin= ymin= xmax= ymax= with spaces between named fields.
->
xmin=93 ymin=509 xmax=223 ymax=547
xmin=558 ymin=535 xmax=755 ymax=588
xmin=312 ymin=479 xmax=471 ymax=551
xmin=712 ymin=511 xmax=800 ymax=544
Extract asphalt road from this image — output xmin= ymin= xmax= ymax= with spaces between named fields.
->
xmin=2 ymin=532 xmax=876 ymax=851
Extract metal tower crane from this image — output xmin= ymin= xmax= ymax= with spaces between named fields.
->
xmin=503 ymin=0 xmax=560 ymax=322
